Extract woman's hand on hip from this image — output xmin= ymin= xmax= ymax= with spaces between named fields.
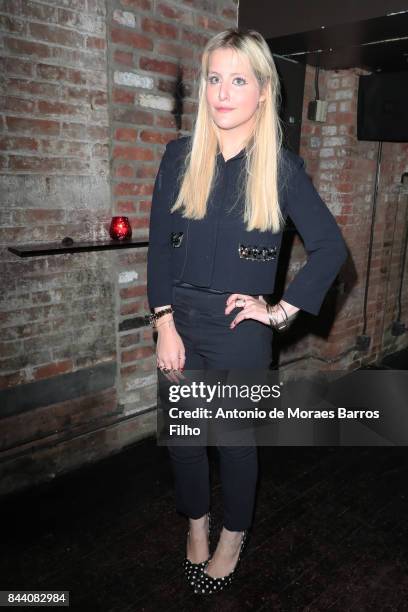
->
xmin=225 ymin=294 xmax=271 ymax=329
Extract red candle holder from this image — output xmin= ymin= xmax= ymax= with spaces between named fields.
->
xmin=109 ymin=216 xmax=132 ymax=241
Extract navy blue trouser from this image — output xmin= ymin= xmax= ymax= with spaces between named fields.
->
xmin=166 ymin=283 xmax=273 ymax=531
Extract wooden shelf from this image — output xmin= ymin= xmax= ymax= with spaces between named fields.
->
xmin=8 ymin=238 xmax=149 ymax=258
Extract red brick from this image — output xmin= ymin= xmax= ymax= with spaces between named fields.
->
xmin=90 ymin=91 xmax=107 ymax=107
xmin=181 ymin=29 xmax=209 ymax=47
xmin=156 ymin=41 xmax=194 ymax=60
xmin=121 ymin=346 xmax=154 ymax=362
xmin=6 ymin=116 xmax=60 ymax=135
xmin=0 ymin=371 xmax=25 ymax=390
xmin=139 ymin=56 xmax=178 ymax=77
xmin=120 ymin=285 xmax=147 ymax=299
xmin=120 ymin=302 xmax=141 ymax=316
xmin=141 ymin=17 xmax=177 ymax=39
xmin=88 ymin=125 xmax=109 ymax=140
xmin=113 ymin=88 xmax=135 ymax=104
xmin=59 ymin=87 xmax=89 ymax=105
xmin=139 ymin=200 xmax=151 ymax=213
xmin=112 ymin=107 xmax=154 ymax=124
xmin=37 ymin=63 xmax=64 ymax=81
xmin=156 ymin=114 xmax=177 ymax=129
xmin=115 ymin=127 xmax=138 ymax=141
xmin=58 ymin=6 xmax=90 ymax=28
xmin=111 ymin=27 xmax=152 ymax=50
xmin=135 ymin=165 xmax=157 ymax=178
xmin=86 ymin=36 xmax=105 ymax=50
xmin=196 ymin=15 xmax=229 ymax=32
xmin=119 ymin=332 xmax=141 ymax=348
xmin=29 ymin=22 xmax=84 ymax=48
xmin=120 ymin=363 xmax=139 ymax=377
xmin=5 ymin=36 xmax=51 ymax=58
xmin=6 ymin=78 xmax=59 ymax=98
xmin=33 ymin=360 xmax=73 ymax=380
xmin=9 ymin=156 xmax=62 ymax=172
xmin=113 ymin=145 xmax=154 ymax=161
xmin=21 ymin=2 xmax=58 ymax=21
xmin=120 ymin=0 xmax=151 ymax=9
xmin=0 ymin=57 xmax=33 ymax=76
xmin=60 ymin=122 xmax=86 ymax=138
xmin=38 ymin=100 xmax=83 ymax=116
xmin=157 ymin=2 xmax=184 ymax=19
xmin=66 ymin=68 xmax=87 ymax=85
xmin=4 ymin=96 xmax=35 ymax=113
xmin=117 ymin=200 xmax=138 ymax=213
xmin=179 ymin=96 xmax=196 ymax=114
xmin=128 ymin=216 xmax=149 ymax=228
xmin=114 ymin=50 xmax=134 ymax=66
xmin=114 ymin=182 xmax=154 ymax=196
xmin=0 ymin=136 xmax=38 ymax=151
xmin=139 ymin=130 xmax=172 ymax=144
xmin=336 ymin=183 xmax=354 ymax=193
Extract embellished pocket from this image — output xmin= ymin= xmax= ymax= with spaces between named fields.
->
xmin=238 ymin=243 xmax=277 ymax=261
xmin=170 ymin=231 xmax=184 ymax=248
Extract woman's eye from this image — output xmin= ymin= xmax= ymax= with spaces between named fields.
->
xmin=208 ymin=76 xmax=247 ymax=85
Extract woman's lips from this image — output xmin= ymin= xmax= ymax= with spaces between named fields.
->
xmin=216 ymin=107 xmax=234 ymax=112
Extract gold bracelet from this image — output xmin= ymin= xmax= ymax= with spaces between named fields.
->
xmin=266 ymin=303 xmax=290 ymax=332
xmin=266 ymin=303 xmax=279 ymax=329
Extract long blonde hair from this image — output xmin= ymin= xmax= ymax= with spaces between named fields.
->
xmin=170 ymin=28 xmax=286 ymax=234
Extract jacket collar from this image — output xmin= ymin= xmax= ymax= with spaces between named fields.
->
xmin=216 ymin=146 xmax=246 ymax=162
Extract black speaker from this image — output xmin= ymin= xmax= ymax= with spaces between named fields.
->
xmin=357 ymin=71 xmax=408 ymax=142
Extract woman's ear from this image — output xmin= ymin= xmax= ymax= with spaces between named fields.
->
xmin=259 ymin=86 xmax=267 ymax=103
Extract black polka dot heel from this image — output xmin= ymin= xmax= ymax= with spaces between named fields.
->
xmin=193 ymin=529 xmax=248 ymax=595
xmin=183 ymin=512 xmax=211 ymax=587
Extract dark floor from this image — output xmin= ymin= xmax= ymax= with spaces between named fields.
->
xmin=1 ymin=347 xmax=408 ymax=612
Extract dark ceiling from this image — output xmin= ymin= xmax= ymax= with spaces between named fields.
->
xmin=239 ymin=1 xmax=408 ymax=72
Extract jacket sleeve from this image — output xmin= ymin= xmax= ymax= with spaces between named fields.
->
xmin=281 ymin=155 xmax=348 ymax=315
xmin=146 ymin=141 xmax=175 ymax=310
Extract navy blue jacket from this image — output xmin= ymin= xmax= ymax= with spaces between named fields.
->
xmin=147 ymin=136 xmax=348 ymax=315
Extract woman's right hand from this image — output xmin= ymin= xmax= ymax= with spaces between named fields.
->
xmin=156 ymin=320 xmax=186 ymax=382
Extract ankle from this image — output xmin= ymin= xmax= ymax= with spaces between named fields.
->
xmin=221 ymin=526 xmax=244 ymax=540
xmin=189 ymin=513 xmax=209 ymax=533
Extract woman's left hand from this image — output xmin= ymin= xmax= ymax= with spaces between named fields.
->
xmin=225 ymin=294 xmax=270 ymax=329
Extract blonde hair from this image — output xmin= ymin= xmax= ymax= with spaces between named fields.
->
xmin=170 ymin=28 xmax=286 ymax=234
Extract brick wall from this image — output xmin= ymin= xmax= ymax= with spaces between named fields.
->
xmin=106 ymin=0 xmax=238 ymax=414
xmin=280 ymin=64 xmax=408 ymax=370
xmin=0 ymin=0 xmax=120 ymax=495
xmin=0 ymin=0 xmax=238 ymax=496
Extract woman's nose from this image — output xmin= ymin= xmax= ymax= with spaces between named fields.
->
xmin=218 ymin=83 xmax=230 ymax=100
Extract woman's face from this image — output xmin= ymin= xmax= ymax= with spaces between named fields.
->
xmin=205 ymin=47 xmax=265 ymax=140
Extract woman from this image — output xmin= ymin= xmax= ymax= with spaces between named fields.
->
xmin=146 ymin=28 xmax=347 ymax=595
